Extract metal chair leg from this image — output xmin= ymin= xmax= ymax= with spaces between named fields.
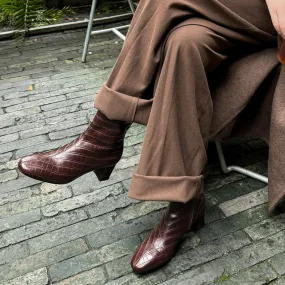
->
xmin=215 ymin=140 xmax=268 ymax=184
xmin=111 ymin=28 xmax=127 ymax=41
xmin=82 ymin=0 xmax=98 ymax=63
xmin=82 ymin=0 xmax=136 ymax=62
xmin=127 ymin=0 xmax=136 ymax=14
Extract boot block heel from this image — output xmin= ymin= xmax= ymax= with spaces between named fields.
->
xmin=191 ymin=211 xmax=205 ymax=231
xmin=94 ymin=165 xmax=116 ymax=181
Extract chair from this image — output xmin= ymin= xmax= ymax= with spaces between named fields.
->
xmin=83 ymin=1 xmax=269 ymax=184
xmin=82 ymin=0 xmax=137 ymax=62
xmin=215 ymin=140 xmax=268 ymax=183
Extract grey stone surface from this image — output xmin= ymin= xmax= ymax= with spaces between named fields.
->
xmin=0 ymin=169 xmax=18 ymax=183
xmin=1 ymin=209 xmax=87 ymax=248
xmin=53 ymin=267 xmax=107 ymax=285
xmin=0 ymin=176 xmax=40 ymax=194
xmin=49 ymin=235 xmax=140 ymax=282
xmin=0 ymin=152 xmax=13 ymax=163
xmin=161 ymin=230 xmax=285 ymax=285
xmin=42 ymin=182 xmax=125 ymax=217
xmin=0 ymin=238 xmax=88 ymax=283
xmin=270 ymin=250 xmax=285 ymax=275
xmin=197 ymin=203 xmax=269 ymax=243
xmin=0 ymin=187 xmax=72 ymax=219
xmin=105 ymin=270 xmax=167 ymax=285
xmin=270 ymin=275 xmax=285 ymax=285
xmin=0 ymin=22 xmax=284 ymax=285
xmin=245 ymin=212 xmax=285 ymax=241
xmin=163 ymin=231 xmax=251 ymax=278
xmin=71 ymin=167 xmax=135 ymax=196
xmin=0 ymin=208 xmax=41 ymax=233
xmin=0 ymin=242 xmax=29 ymax=265
xmin=87 ymin=207 xmax=165 ymax=249
xmin=0 ymin=187 xmax=39 ymax=206
xmin=219 ymin=187 xmax=268 ymax=216
xmin=1 ymin=268 xmax=49 ymax=285
xmin=0 ymin=134 xmax=47 ymax=154
xmin=215 ymin=261 xmax=277 ymax=284
xmin=105 ymin=254 xmax=133 ymax=280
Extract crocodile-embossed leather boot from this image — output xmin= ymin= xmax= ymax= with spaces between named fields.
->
xmin=18 ymin=111 xmax=131 ymax=184
xmin=130 ymin=193 xmax=205 ymax=274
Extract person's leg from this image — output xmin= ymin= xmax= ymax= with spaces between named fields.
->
xmin=127 ymin=17 xmax=263 ymax=203
xmin=94 ymin=0 xmax=196 ymax=124
xmin=128 ymin=21 xmax=267 ymax=273
xmin=94 ymin=0 xmax=276 ymax=125
xmin=126 ymin=0 xmax=278 ymax=273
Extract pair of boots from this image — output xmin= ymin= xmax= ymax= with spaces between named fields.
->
xmin=18 ymin=111 xmax=205 ymax=274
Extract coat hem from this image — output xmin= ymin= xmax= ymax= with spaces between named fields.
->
xmin=268 ymin=194 xmax=285 ymax=217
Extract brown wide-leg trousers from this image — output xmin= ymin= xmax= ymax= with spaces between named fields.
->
xmin=94 ymin=0 xmax=277 ymax=203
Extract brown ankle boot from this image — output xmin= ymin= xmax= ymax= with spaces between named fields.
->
xmin=130 ymin=193 xmax=205 ymax=274
xmin=18 ymin=111 xmax=131 ymax=184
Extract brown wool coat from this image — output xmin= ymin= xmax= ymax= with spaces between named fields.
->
xmin=209 ymin=48 xmax=285 ymax=215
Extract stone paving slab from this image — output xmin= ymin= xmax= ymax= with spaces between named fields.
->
xmin=0 ymin=22 xmax=284 ymax=285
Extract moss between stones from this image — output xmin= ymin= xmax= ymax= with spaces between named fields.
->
xmin=215 ymin=272 xmax=232 ymax=283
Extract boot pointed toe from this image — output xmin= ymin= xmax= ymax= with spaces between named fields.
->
xmin=131 ymin=245 xmax=171 ymax=274
xmin=18 ymin=153 xmax=53 ymax=182
xmin=18 ymin=154 xmax=38 ymax=176
xmin=18 ymin=156 xmax=29 ymax=173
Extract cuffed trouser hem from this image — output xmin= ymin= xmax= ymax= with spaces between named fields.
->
xmin=94 ymin=83 xmax=152 ymax=126
xmin=127 ymin=172 xmax=204 ymax=203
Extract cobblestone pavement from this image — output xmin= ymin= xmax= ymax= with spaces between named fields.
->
xmin=0 ymin=22 xmax=284 ymax=285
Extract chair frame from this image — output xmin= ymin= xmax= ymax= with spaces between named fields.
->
xmin=82 ymin=0 xmax=136 ymax=62
xmin=82 ymin=2 xmax=269 ymax=184
xmin=215 ymin=140 xmax=268 ymax=183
